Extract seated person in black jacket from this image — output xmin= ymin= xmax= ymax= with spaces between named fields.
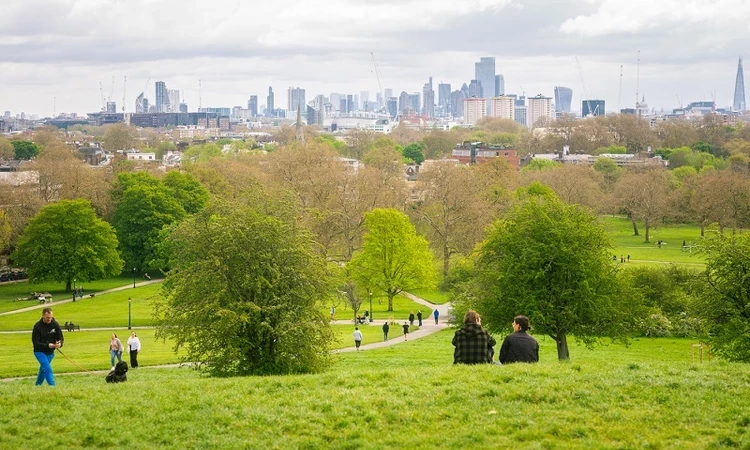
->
xmin=499 ymin=315 xmax=539 ymax=364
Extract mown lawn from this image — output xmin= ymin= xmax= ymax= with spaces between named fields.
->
xmin=0 ymin=283 xmax=162 ymax=331
xmin=409 ymin=288 xmax=452 ymax=304
xmin=325 ymin=292 xmax=432 ymax=323
xmin=602 ymin=216 xmax=707 ymax=267
xmin=2 ymin=332 xmax=747 ymax=449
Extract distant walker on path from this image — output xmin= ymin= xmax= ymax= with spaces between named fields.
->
xmin=353 ymin=327 xmax=363 ymax=350
xmin=382 ymin=322 xmax=389 ymax=341
xmin=402 ymin=322 xmax=409 ymax=341
xmin=433 ymin=309 xmax=439 ymax=324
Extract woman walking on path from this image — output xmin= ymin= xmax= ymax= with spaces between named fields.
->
xmin=417 ymin=310 xmax=423 ymax=326
xmin=127 ymin=331 xmax=141 ymax=368
xmin=408 ymin=311 xmax=415 ymax=326
xmin=109 ymin=333 xmax=124 ymax=370
xmin=402 ymin=322 xmax=410 ymax=341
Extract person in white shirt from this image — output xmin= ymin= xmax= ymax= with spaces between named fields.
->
xmin=127 ymin=331 xmax=141 ymax=368
xmin=353 ymin=327 xmax=363 ymax=351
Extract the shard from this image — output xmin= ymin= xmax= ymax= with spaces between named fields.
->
xmin=733 ymin=57 xmax=746 ymax=111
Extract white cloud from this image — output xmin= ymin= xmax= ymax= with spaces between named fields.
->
xmin=560 ymin=0 xmax=750 ymax=36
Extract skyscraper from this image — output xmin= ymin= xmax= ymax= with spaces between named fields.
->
xmin=468 ymin=80 xmax=483 ymax=98
xmin=438 ymin=83 xmax=451 ymax=115
xmin=288 ymin=87 xmax=306 ymax=112
xmin=155 ymin=81 xmax=169 ymax=113
xmin=527 ymin=95 xmax=554 ymax=128
xmin=399 ymin=91 xmax=410 ymax=114
xmin=267 ymin=87 xmax=275 ymax=116
xmin=475 ymin=57 xmax=495 ymax=113
xmin=423 ymin=79 xmax=435 ymax=118
xmin=248 ymin=95 xmax=258 ymax=117
xmin=495 ymin=75 xmax=505 ymax=96
xmin=734 ymin=57 xmax=746 ymax=112
xmin=168 ymin=89 xmax=180 ymax=112
xmin=554 ymin=86 xmax=573 ymax=113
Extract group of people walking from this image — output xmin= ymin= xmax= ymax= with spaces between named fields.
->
xmin=31 ymin=307 xmax=143 ymax=386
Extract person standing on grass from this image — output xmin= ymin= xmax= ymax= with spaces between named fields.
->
xmin=452 ymin=310 xmax=495 ymax=365
xmin=353 ymin=327 xmax=363 ymax=350
xmin=382 ymin=322 xmax=390 ymax=341
xmin=417 ymin=310 xmax=423 ymax=326
xmin=499 ymin=315 xmax=539 ymax=364
xmin=408 ymin=311 xmax=415 ymax=326
xmin=32 ymin=307 xmax=63 ymax=386
xmin=433 ymin=309 xmax=439 ymax=324
xmin=109 ymin=333 xmax=124 ymax=370
xmin=127 ymin=331 xmax=141 ymax=368
xmin=402 ymin=322 xmax=410 ymax=341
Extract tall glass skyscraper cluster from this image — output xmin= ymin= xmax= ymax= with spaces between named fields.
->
xmin=475 ymin=57 xmax=495 ymax=101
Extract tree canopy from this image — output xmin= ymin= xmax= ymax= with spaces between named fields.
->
xmin=463 ymin=191 xmax=632 ymax=360
xmin=348 ymin=208 xmax=437 ymax=311
xmin=11 ymin=140 xmax=40 ymax=160
xmin=12 ymin=199 xmax=122 ymax=290
xmin=155 ymin=201 xmax=334 ymax=376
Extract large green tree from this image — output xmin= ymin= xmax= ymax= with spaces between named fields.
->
xmin=11 ymin=140 xmax=40 ymax=160
xmin=155 ymin=201 xmax=334 ymax=376
xmin=697 ymin=231 xmax=750 ymax=361
xmin=467 ymin=190 xmax=632 ymax=360
xmin=162 ymin=171 xmax=209 ymax=214
xmin=12 ymin=199 xmax=122 ymax=290
xmin=112 ymin=184 xmax=186 ymax=270
xmin=348 ymin=208 xmax=437 ymax=311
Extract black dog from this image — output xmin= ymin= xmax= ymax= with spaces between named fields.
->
xmin=106 ymin=361 xmax=128 ymax=383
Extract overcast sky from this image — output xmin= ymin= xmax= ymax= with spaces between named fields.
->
xmin=2 ymin=0 xmax=749 ymax=117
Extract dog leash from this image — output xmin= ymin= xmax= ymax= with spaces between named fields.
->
xmin=56 ymin=348 xmax=92 ymax=373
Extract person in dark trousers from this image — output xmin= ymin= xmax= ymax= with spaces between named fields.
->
xmin=382 ymin=322 xmax=390 ymax=341
xmin=402 ymin=322 xmax=410 ymax=341
xmin=32 ymin=307 xmax=64 ymax=386
xmin=417 ymin=310 xmax=423 ymax=326
xmin=433 ymin=309 xmax=439 ymax=324
xmin=499 ymin=315 xmax=539 ymax=364
xmin=127 ymin=331 xmax=141 ymax=368
xmin=353 ymin=327 xmax=363 ymax=350
xmin=408 ymin=311 xmax=415 ymax=326
xmin=452 ymin=310 xmax=496 ymax=364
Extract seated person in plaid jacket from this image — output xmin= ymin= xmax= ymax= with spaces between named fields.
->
xmin=452 ymin=310 xmax=496 ymax=364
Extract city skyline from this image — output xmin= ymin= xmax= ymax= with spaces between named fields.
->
xmin=2 ymin=0 xmax=749 ymax=117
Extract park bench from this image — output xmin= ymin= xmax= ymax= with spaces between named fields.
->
xmin=65 ymin=322 xmax=81 ymax=332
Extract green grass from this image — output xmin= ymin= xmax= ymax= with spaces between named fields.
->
xmin=327 ymin=292 xmax=433 ymax=323
xmin=602 ymin=216 xmax=707 ymax=267
xmin=3 ymin=332 xmax=749 ymax=449
xmin=0 ymin=283 xmax=162 ymax=331
xmin=0 ymin=328 xmax=182 ymax=377
xmin=331 ymin=323 xmax=410 ymax=348
xmin=409 ymin=288 xmax=452 ymax=304
xmin=0 ymin=274 xmax=160 ymax=314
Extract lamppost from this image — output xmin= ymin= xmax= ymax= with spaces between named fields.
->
xmin=133 ymin=267 xmax=136 ymax=288
xmin=73 ymin=279 xmax=76 ymax=302
xmin=128 ymin=297 xmax=132 ymax=330
xmin=369 ymin=290 xmax=373 ymax=322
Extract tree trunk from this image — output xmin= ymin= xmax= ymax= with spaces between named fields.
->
xmin=700 ymin=221 xmax=705 ymax=237
xmin=387 ymin=294 xmax=394 ymax=312
xmin=644 ymin=218 xmax=651 ymax=243
xmin=443 ymin=243 xmax=450 ymax=279
xmin=630 ymin=216 xmax=639 ymax=236
xmin=65 ymin=280 xmax=71 ymax=292
xmin=556 ymin=333 xmax=570 ymax=361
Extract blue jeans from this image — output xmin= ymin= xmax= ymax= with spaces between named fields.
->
xmin=110 ymin=350 xmax=122 ymax=367
xmin=34 ymin=352 xmax=55 ymax=386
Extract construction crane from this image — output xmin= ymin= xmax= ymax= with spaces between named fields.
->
xmin=575 ymin=57 xmax=595 ymax=117
xmin=99 ymin=82 xmax=106 ymax=112
xmin=676 ymin=94 xmax=683 ymax=109
xmin=617 ymin=65 xmax=623 ymax=113
xmin=122 ymin=76 xmax=127 ymax=112
xmin=109 ymin=76 xmax=115 ymax=102
xmin=371 ymin=52 xmax=395 ymax=125
xmin=635 ymin=50 xmax=641 ymax=117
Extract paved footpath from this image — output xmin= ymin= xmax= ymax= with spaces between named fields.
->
xmin=1 ymin=290 xmax=452 ymax=382
xmin=0 ymin=279 xmax=163 ymax=317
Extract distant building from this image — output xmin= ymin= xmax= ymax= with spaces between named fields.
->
xmin=409 ymin=93 xmax=421 ymax=114
xmin=179 ymin=103 xmax=188 ymax=113
xmin=495 ymin=74 xmax=505 ymax=96
xmin=155 ymin=81 xmax=169 ymax=113
xmin=468 ymin=79 xmax=483 ymax=99
xmin=734 ymin=57 xmax=746 ymax=111
xmin=463 ymin=97 xmax=487 ymax=125
xmin=488 ymin=96 xmax=514 ymax=120
xmin=266 ymin=87 xmax=275 ymax=117
xmin=423 ymin=80 xmax=435 ymax=118
xmin=288 ymin=87 xmax=306 ymax=112
xmin=582 ymin=100 xmax=605 ymax=117
xmin=450 ymin=90 xmax=465 ymax=118
xmin=554 ymin=86 xmax=573 ymax=113
xmin=475 ymin=57 xmax=495 ymax=101
xmin=168 ymin=89 xmax=180 ymax=113
xmin=514 ymin=105 xmax=527 ymax=127
xmin=527 ymin=95 xmax=553 ymax=128
xmin=106 ymin=101 xmax=117 ymax=113
xmin=387 ymin=97 xmax=398 ymax=118
xmin=438 ymin=83 xmax=451 ymax=116
xmin=452 ymin=141 xmax=520 ymax=168
xmin=248 ymin=96 xmax=258 ymax=117
xmin=399 ymin=91 xmax=411 ymax=114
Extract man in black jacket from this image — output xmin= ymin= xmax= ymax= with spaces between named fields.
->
xmin=499 ymin=315 xmax=539 ymax=364
xmin=32 ymin=308 xmax=64 ymax=386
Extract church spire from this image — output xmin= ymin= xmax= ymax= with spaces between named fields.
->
xmin=295 ymin=106 xmax=304 ymax=142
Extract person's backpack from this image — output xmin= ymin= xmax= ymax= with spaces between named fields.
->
xmin=106 ymin=361 xmax=128 ymax=383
